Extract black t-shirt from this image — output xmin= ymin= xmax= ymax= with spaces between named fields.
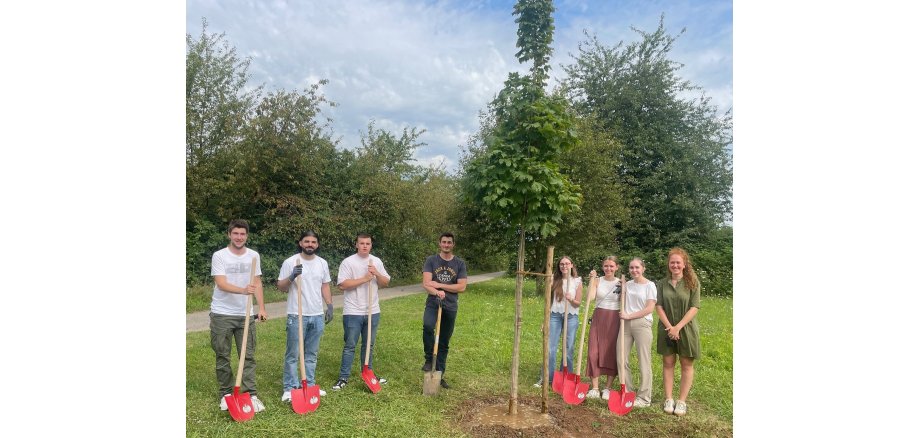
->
xmin=423 ymin=254 xmax=467 ymax=312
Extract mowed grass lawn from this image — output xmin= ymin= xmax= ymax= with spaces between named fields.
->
xmin=186 ymin=276 xmax=733 ymax=437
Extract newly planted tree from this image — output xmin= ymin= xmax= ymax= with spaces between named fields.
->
xmin=463 ymin=0 xmax=581 ymax=415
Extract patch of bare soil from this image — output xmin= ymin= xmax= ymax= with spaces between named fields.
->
xmin=453 ymin=395 xmax=732 ymax=437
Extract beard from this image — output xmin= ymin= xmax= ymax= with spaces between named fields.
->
xmin=302 ymin=247 xmax=316 ymax=255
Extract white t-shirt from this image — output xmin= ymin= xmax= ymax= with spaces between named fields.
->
xmin=279 ymin=254 xmax=331 ymax=316
xmin=210 ymin=247 xmax=262 ymax=316
xmin=594 ymin=277 xmax=621 ymax=311
xmin=624 ymin=279 xmax=657 ymax=321
xmin=337 ymin=253 xmax=390 ymax=316
xmin=550 ymin=276 xmax=582 ymax=315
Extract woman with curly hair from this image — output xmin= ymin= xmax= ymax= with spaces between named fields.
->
xmin=656 ymin=247 xmax=701 ymax=417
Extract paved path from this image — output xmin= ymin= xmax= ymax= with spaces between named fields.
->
xmin=187 ymin=271 xmax=506 ymax=332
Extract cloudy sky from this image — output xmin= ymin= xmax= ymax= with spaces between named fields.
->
xmin=186 ymin=0 xmax=732 ymax=173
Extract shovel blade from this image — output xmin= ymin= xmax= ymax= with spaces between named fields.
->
xmin=551 ymin=369 xmax=566 ymax=394
xmin=224 ymin=388 xmax=255 ymax=422
xmin=607 ymin=384 xmax=636 ymax=416
xmin=291 ymin=381 xmax=321 ymax=414
xmin=362 ymin=365 xmax=382 ymax=394
xmin=422 ymin=370 xmax=442 ymax=396
xmin=562 ymin=375 xmax=589 ymax=405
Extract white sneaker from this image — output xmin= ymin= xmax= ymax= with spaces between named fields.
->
xmin=319 ymin=389 xmax=327 ymax=397
xmin=663 ymin=398 xmax=675 ymax=414
xmin=601 ymin=389 xmax=610 ymax=400
xmin=219 ymin=396 xmax=228 ymax=411
xmin=634 ymin=399 xmax=651 ymax=408
xmin=281 ymin=391 xmax=291 ymax=402
xmin=674 ymin=400 xmax=687 ymax=416
xmin=586 ymin=389 xmax=600 ymax=399
xmin=251 ymin=395 xmax=266 ymax=413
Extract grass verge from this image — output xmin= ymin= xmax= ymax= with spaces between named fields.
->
xmin=186 ymin=276 xmax=732 ymax=436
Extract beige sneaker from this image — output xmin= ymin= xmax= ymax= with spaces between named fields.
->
xmin=674 ymin=400 xmax=687 ymax=416
xmin=663 ymin=398 xmax=675 ymax=414
xmin=634 ymin=399 xmax=651 ymax=408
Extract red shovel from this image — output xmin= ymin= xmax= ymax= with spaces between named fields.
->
xmin=291 ymin=259 xmax=321 ymax=414
xmin=224 ymin=257 xmax=258 ymax=422
xmin=361 ymin=273 xmax=382 ymax=394
xmin=608 ymin=274 xmax=636 ymax=415
xmin=551 ymin=275 xmax=570 ymax=395
xmin=563 ymin=275 xmax=597 ymax=405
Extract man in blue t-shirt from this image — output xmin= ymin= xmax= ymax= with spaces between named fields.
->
xmin=421 ymin=232 xmax=468 ymax=389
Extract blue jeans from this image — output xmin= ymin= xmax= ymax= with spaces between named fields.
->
xmin=283 ymin=314 xmax=325 ymax=391
xmin=339 ymin=313 xmax=380 ymax=380
xmin=547 ymin=311 xmax=579 ymax=384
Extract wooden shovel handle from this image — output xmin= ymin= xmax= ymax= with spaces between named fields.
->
xmin=575 ymin=275 xmax=597 ymax=375
xmin=561 ymin=275 xmax=569 ymax=367
xmin=432 ymin=301 xmax=443 ymax=356
xmin=234 ymin=256 xmax=257 ymax=389
xmin=364 ymin=266 xmax=374 ymax=366
xmin=617 ymin=275 xmax=626 ymax=381
xmin=295 ymin=259 xmax=307 ymax=381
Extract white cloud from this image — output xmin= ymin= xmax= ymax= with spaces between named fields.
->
xmin=188 ymin=0 xmax=732 ymax=172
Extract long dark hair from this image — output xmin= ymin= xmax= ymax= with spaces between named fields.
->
xmin=551 ymin=256 xmax=578 ymax=302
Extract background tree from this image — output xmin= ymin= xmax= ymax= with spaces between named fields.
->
xmin=186 ymin=21 xmax=464 ymax=286
xmin=462 ymin=0 xmax=581 ymax=415
xmin=561 ymin=16 xmax=733 ymax=255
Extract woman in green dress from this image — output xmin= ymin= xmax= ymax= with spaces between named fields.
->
xmin=655 ymin=247 xmax=701 ymax=417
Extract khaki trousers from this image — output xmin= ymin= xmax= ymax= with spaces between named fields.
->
xmin=619 ymin=317 xmax=653 ymax=404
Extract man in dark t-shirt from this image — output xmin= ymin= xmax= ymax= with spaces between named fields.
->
xmin=421 ymin=232 xmax=468 ymax=389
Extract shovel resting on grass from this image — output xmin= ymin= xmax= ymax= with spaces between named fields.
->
xmin=552 ymin=274 xmax=571 ymax=395
xmin=563 ymin=274 xmax=597 ymax=405
xmin=291 ymin=259 xmax=321 ymax=414
xmin=224 ymin=257 xmax=258 ymax=422
xmin=361 ymin=274 xmax=382 ymax=394
xmin=608 ymin=274 xmax=636 ymax=416
xmin=422 ymin=298 xmax=443 ymax=396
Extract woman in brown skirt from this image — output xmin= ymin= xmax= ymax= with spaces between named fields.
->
xmin=585 ymin=256 xmax=622 ymax=400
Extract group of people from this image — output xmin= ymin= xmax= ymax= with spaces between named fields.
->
xmin=207 ymin=219 xmax=702 ymax=417
xmin=536 ymin=249 xmax=702 ymax=417
xmin=207 ymin=220 xmax=467 ymax=413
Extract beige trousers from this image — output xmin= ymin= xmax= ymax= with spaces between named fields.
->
xmin=619 ymin=317 xmax=653 ymax=404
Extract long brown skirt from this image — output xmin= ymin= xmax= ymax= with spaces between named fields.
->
xmin=586 ymin=308 xmax=620 ymax=378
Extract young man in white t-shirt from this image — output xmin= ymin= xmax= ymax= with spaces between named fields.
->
xmin=209 ymin=219 xmax=267 ymax=412
xmin=276 ymin=231 xmax=334 ymax=401
xmin=331 ymin=233 xmax=391 ymax=391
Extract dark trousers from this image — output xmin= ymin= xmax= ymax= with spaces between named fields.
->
xmin=422 ymin=301 xmax=457 ymax=374
xmin=210 ymin=313 xmax=258 ymax=397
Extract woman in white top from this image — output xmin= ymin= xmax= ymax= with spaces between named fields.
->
xmin=585 ymin=256 xmax=621 ymax=400
xmin=534 ymin=256 xmax=582 ymax=387
xmin=618 ymin=258 xmax=658 ymax=407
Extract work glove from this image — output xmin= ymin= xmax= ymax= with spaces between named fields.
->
xmin=324 ymin=303 xmax=334 ymax=325
xmin=287 ymin=264 xmax=303 ymax=281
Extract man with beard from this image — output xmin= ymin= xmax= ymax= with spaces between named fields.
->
xmin=210 ymin=219 xmax=267 ymax=412
xmin=420 ymin=232 xmax=467 ymax=389
xmin=276 ymin=230 xmax=334 ymax=401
